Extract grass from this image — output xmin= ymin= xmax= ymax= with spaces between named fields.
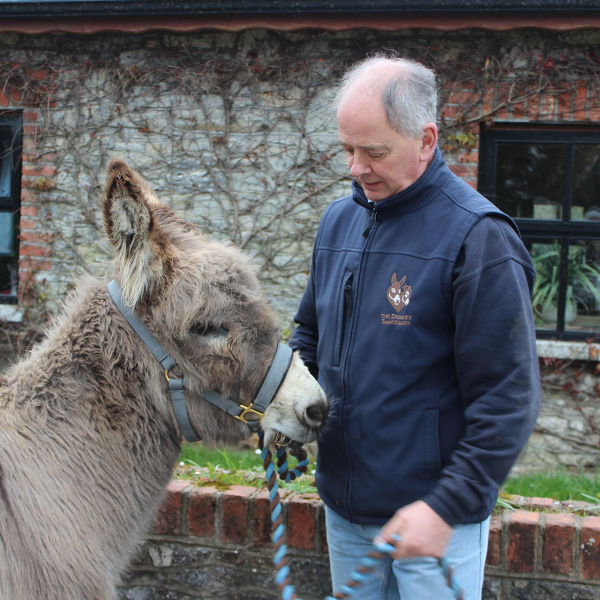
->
xmin=175 ymin=444 xmax=600 ymax=504
xmin=176 ymin=442 xmax=319 ymax=493
xmin=501 ymin=469 xmax=600 ymax=503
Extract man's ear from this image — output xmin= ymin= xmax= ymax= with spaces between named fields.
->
xmin=419 ymin=123 xmax=438 ymax=162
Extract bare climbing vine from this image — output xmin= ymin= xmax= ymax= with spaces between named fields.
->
xmin=0 ymin=28 xmax=599 ymax=330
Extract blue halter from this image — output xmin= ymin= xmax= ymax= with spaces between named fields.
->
xmin=108 ymin=280 xmax=293 ymax=442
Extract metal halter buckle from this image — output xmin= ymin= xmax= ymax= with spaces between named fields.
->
xmin=233 ymin=404 xmax=264 ymax=424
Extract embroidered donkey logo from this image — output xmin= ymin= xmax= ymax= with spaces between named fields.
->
xmin=387 ymin=273 xmax=412 ymax=313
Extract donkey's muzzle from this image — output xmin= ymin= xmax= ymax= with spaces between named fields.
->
xmin=300 ymin=401 xmax=329 ymax=430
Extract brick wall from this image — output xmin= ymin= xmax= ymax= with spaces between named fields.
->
xmin=1 ymin=28 xmax=599 ymax=323
xmin=117 ymin=480 xmax=600 ymax=600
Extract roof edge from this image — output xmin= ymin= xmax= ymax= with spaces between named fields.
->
xmin=1 ymin=12 xmax=600 ymax=35
xmin=2 ymin=1 xmax=600 ymax=19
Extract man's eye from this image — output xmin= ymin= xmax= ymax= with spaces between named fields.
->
xmin=191 ymin=323 xmax=229 ymax=337
xmin=369 ymin=153 xmax=384 ymax=159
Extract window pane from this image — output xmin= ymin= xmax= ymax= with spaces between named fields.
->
xmin=0 ymin=138 xmax=11 ymax=198
xmin=566 ymin=239 xmax=600 ymax=333
xmin=495 ymin=142 xmax=565 ymax=220
xmin=573 ymin=144 xmax=600 ymax=222
xmin=0 ymin=262 xmax=16 ymax=296
xmin=531 ymin=239 xmax=600 ymax=332
xmin=0 ymin=212 xmax=14 ymax=255
xmin=531 ymin=240 xmax=560 ymax=330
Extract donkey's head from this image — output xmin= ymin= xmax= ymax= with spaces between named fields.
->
xmin=102 ymin=159 xmax=328 ymax=448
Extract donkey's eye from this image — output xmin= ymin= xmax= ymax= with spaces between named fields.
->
xmin=191 ymin=323 xmax=229 ymax=338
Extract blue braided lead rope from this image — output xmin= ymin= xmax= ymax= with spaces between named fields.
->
xmin=258 ymin=432 xmax=465 ymax=600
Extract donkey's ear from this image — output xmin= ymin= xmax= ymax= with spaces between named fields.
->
xmin=102 ymin=159 xmax=173 ymax=306
xmin=391 ymin=273 xmax=398 ymax=285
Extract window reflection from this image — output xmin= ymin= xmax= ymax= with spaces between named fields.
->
xmin=495 ymin=142 xmax=565 ymax=220
xmin=0 ymin=139 xmax=11 ymax=198
xmin=531 ymin=239 xmax=600 ymax=332
xmin=573 ymin=144 xmax=600 ymax=223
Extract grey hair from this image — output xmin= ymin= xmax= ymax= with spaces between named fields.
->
xmin=334 ymin=56 xmax=438 ymax=139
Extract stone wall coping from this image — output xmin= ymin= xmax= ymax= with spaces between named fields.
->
xmin=155 ymin=480 xmax=600 ymax=582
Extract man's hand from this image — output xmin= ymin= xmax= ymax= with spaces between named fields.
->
xmin=375 ymin=500 xmax=453 ymax=560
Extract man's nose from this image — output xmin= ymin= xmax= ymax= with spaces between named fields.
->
xmin=349 ymin=155 xmax=371 ymax=177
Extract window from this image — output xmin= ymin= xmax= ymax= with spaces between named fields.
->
xmin=0 ymin=114 xmax=22 ymax=303
xmin=479 ymin=126 xmax=600 ymax=340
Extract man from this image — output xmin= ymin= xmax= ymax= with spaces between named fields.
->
xmin=289 ymin=56 xmax=541 ymax=599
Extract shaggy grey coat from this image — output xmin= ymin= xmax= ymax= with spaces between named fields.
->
xmin=0 ymin=160 xmax=327 ymax=600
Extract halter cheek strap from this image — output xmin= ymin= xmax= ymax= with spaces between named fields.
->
xmin=107 ymin=280 xmax=292 ymax=442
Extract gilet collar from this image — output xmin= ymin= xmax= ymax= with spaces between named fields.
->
xmin=352 ymin=146 xmax=448 ymax=217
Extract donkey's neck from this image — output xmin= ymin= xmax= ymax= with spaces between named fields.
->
xmin=4 ymin=277 xmax=182 ymax=499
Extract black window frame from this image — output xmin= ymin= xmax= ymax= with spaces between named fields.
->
xmin=478 ymin=123 xmax=600 ymax=341
xmin=0 ymin=112 xmax=22 ymax=304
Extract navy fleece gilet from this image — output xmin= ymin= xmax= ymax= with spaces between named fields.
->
xmin=289 ymin=148 xmax=541 ymax=526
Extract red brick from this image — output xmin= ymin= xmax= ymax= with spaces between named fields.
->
xmin=21 ymin=167 xmax=42 ymax=177
xmin=457 ymin=91 xmax=480 ymax=105
xmin=561 ymin=500 xmax=591 ymax=512
xmin=543 ymin=513 xmax=574 ymax=574
xmin=9 ymin=88 xmax=22 ymax=105
xmin=253 ymin=489 xmax=275 ymax=547
xmin=41 ymin=165 xmax=56 ymax=177
xmin=539 ymin=93 xmax=558 ymax=120
xmin=511 ymin=101 xmax=527 ymax=119
xmin=507 ymin=510 xmax=539 ymax=572
xmin=20 ymin=189 xmax=38 ymax=204
xmin=573 ymin=84 xmax=588 ymax=120
xmin=22 ymin=137 xmax=37 ymax=151
xmin=19 ymin=232 xmax=51 ymax=243
xmin=220 ymin=485 xmax=255 ymax=544
xmin=253 ymin=487 xmax=295 ymax=548
xmin=486 ymin=515 xmax=502 ymax=566
xmin=287 ymin=494 xmax=321 ymax=550
xmin=0 ymin=90 xmax=9 ymax=107
xmin=581 ymin=516 xmax=600 ymax=579
xmin=19 ymin=205 xmax=37 ymax=217
xmin=588 ymin=104 xmax=600 ymax=122
xmin=458 ymin=151 xmax=478 ymax=164
xmin=19 ymin=219 xmax=37 ymax=230
xmin=440 ymin=105 xmax=463 ymax=123
xmin=18 ymin=259 xmax=53 ymax=272
xmin=20 ymin=244 xmax=49 ymax=257
xmin=22 ymin=124 xmax=38 ymax=136
xmin=448 ymin=164 xmax=477 ymax=179
xmin=527 ymin=95 xmax=541 ymax=119
xmin=187 ymin=486 xmax=218 ymax=537
xmin=27 ymin=68 xmax=50 ymax=81
xmin=154 ymin=480 xmax=191 ymax=535
xmin=481 ymin=87 xmax=495 ymax=116
xmin=22 ymin=110 xmax=39 ymax=122
xmin=524 ymin=497 xmax=557 ymax=511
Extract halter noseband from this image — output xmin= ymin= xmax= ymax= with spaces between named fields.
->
xmin=108 ymin=280 xmax=293 ymax=442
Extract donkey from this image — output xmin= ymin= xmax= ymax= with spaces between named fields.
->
xmin=387 ymin=273 xmax=412 ymax=313
xmin=0 ymin=159 xmax=328 ymax=600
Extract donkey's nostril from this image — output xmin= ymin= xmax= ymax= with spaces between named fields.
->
xmin=303 ymin=402 xmax=328 ymax=428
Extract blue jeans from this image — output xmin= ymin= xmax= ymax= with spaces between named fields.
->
xmin=325 ymin=505 xmax=490 ymax=600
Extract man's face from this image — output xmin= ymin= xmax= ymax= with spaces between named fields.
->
xmin=337 ymin=95 xmax=427 ymax=202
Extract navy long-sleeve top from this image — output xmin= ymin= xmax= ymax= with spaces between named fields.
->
xmin=289 ymin=148 xmax=541 ymax=526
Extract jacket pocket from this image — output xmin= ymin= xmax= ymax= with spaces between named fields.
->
xmin=421 ymin=408 xmax=442 ymax=479
xmin=334 ymin=270 xmax=354 ymax=367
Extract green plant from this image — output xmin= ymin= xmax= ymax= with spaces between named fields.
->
xmin=502 ymin=469 xmax=600 ymax=504
xmin=532 ymin=241 xmax=600 ymax=323
xmin=175 ymin=443 xmax=318 ymax=493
